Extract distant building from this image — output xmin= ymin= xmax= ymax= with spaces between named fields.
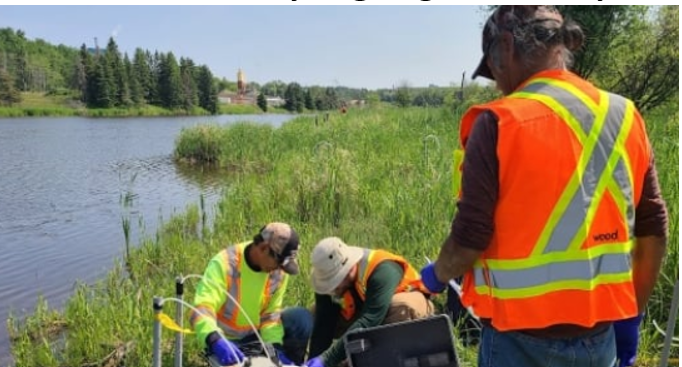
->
xmin=219 ymin=91 xmax=256 ymax=105
xmin=217 ymin=69 xmax=290 ymax=108
xmin=217 ymin=68 xmax=259 ymax=105
xmin=266 ymin=97 xmax=285 ymax=107
xmin=347 ymin=99 xmax=366 ymax=107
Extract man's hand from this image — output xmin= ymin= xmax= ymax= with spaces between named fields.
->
xmin=303 ymin=356 xmax=325 ymax=367
xmin=210 ymin=337 xmax=245 ymax=366
xmin=614 ymin=313 xmax=644 ymax=367
xmin=420 ymin=263 xmax=447 ymax=293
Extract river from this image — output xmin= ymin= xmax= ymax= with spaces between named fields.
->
xmin=0 ymin=113 xmax=295 ymax=364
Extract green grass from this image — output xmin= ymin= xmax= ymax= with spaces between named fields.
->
xmin=7 ymin=105 xmax=678 ymax=367
xmin=18 ymin=92 xmax=76 ymax=108
xmin=218 ymin=103 xmax=291 ymax=115
xmin=218 ymin=103 xmax=264 ymax=115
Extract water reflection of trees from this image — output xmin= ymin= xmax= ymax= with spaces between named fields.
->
xmin=173 ymin=161 xmax=231 ymax=193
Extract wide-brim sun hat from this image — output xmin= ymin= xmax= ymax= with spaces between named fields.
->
xmin=310 ymin=237 xmax=364 ymax=295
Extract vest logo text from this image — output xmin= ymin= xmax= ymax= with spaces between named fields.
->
xmin=593 ymin=229 xmax=618 ymax=242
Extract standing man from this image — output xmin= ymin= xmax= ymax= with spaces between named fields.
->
xmin=420 ymin=6 xmax=668 ymax=367
xmin=303 ymin=237 xmax=434 ymax=367
xmin=190 ymin=222 xmax=313 ymax=366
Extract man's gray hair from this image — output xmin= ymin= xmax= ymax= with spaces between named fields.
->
xmin=486 ymin=6 xmax=584 ymax=70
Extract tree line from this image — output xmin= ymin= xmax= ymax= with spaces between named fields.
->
xmin=0 ymin=6 xmax=678 ymax=114
xmin=76 ymin=38 xmax=217 ymax=112
xmin=257 ymin=83 xmax=344 ymax=113
xmin=0 ymin=29 xmax=218 ymax=113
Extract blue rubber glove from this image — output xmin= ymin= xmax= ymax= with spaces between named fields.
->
xmin=614 ymin=313 xmax=644 ymax=367
xmin=210 ymin=337 xmax=245 ymax=366
xmin=420 ymin=262 xmax=447 ymax=293
xmin=276 ymin=349 xmax=294 ymax=365
xmin=303 ymin=356 xmax=325 ymax=367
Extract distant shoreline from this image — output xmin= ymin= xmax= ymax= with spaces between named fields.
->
xmin=0 ymin=103 xmax=290 ymax=119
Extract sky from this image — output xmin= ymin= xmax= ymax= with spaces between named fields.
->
xmin=0 ymin=5 xmax=492 ymax=90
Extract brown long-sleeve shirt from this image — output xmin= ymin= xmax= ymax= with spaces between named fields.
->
xmin=451 ymin=111 xmax=669 ymax=251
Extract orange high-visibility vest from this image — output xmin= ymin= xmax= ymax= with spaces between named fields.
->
xmin=338 ymin=249 xmax=430 ymax=320
xmin=455 ymin=70 xmax=650 ymax=331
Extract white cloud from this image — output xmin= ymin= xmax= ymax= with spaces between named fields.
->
xmin=111 ymin=24 xmax=122 ymax=39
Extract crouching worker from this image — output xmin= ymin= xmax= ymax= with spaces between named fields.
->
xmin=303 ymin=237 xmax=435 ymax=367
xmin=190 ymin=223 xmax=313 ymax=366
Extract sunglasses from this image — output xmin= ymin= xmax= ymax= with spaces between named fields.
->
xmin=269 ymin=248 xmax=295 ymax=268
xmin=268 ymin=248 xmax=284 ymax=262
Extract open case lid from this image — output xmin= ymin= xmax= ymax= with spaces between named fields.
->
xmin=343 ymin=314 xmax=460 ymax=367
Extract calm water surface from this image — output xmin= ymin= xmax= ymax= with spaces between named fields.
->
xmin=0 ymin=113 xmax=295 ymax=363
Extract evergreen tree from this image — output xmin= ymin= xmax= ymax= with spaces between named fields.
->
xmin=91 ymin=56 xmax=113 ymax=108
xmin=257 ymin=92 xmax=267 ymax=112
xmin=105 ymin=37 xmax=130 ymax=106
xmin=77 ymin=44 xmax=91 ymax=103
xmin=125 ymin=53 xmax=143 ymax=105
xmin=147 ymin=50 xmax=161 ymax=105
xmin=179 ymin=57 xmax=198 ymax=111
xmin=157 ymin=52 xmax=182 ymax=109
xmin=304 ymin=89 xmax=314 ymax=110
xmin=284 ymin=82 xmax=304 ymax=112
xmin=196 ymin=65 xmax=218 ymax=114
xmin=132 ymin=48 xmax=152 ymax=104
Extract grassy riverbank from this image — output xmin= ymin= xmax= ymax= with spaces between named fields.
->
xmin=7 ymin=105 xmax=678 ymax=367
xmin=0 ymin=92 xmax=287 ymax=118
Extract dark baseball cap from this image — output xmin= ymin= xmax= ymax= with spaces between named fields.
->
xmin=259 ymin=222 xmax=300 ymax=275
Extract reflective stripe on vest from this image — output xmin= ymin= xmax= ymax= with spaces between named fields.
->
xmin=512 ymin=80 xmax=636 ymax=255
xmin=217 ymin=244 xmax=284 ymax=339
xmin=356 ymin=249 xmax=429 ymax=299
xmin=355 ymin=248 xmax=375 ymax=296
xmin=452 ymin=149 xmax=464 ymax=201
xmin=470 ymin=79 xmax=636 ymax=299
xmin=338 ymin=249 xmax=427 ymax=319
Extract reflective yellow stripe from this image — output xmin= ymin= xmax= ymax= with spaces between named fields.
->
xmin=219 ymin=245 xmax=252 ymax=338
xmin=355 ymin=249 xmax=373 ymax=298
xmin=189 ymin=305 xmax=216 ymax=327
xmin=463 ymin=77 xmax=637 ymax=300
xmin=217 ymin=243 xmax=284 ymax=339
xmin=512 ymin=83 xmax=607 ymax=256
xmin=474 ymin=252 xmax=630 ymax=288
xmin=511 ymin=91 xmax=590 ymax=141
xmin=475 ymin=273 xmax=632 ymax=299
xmin=260 ymin=311 xmax=281 ymax=324
xmin=524 ymin=77 xmax=600 ymax=112
xmin=477 ymin=243 xmax=631 ymax=270
xmin=566 ymin=97 xmax=636 ymax=253
xmin=357 ymin=250 xmax=373 ymax=283
xmin=452 ymin=149 xmax=464 ymax=199
xmin=468 ymin=79 xmax=637 ymax=299
xmin=608 ymin=178 xmax=628 ymax=223
xmin=511 ymin=81 xmax=634 ymax=256
xmin=509 ymin=92 xmax=595 ymax=256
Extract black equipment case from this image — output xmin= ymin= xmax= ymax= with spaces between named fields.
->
xmin=343 ymin=314 xmax=460 ymax=367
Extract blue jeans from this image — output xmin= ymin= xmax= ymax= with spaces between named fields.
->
xmin=236 ymin=306 xmax=313 ymax=364
xmin=478 ymin=324 xmax=617 ymax=367
xmin=281 ymin=306 xmax=314 ymax=362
